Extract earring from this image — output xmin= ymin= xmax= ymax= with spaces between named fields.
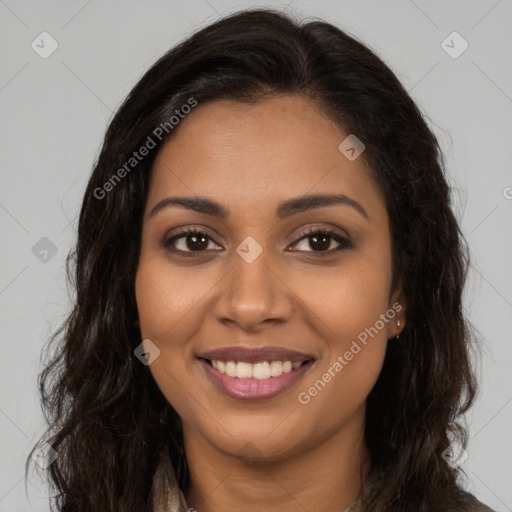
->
xmin=396 ymin=320 xmax=401 ymax=339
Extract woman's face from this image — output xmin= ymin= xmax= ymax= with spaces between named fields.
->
xmin=135 ymin=95 xmax=404 ymax=461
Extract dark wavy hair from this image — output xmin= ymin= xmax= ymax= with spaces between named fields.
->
xmin=27 ymin=8 xmax=484 ymax=512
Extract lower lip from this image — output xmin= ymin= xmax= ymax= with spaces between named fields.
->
xmin=199 ymin=359 xmax=315 ymax=401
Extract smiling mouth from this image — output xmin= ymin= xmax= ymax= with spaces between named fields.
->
xmin=199 ymin=358 xmax=315 ymax=379
xmin=197 ymin=345 xmax=317 ymax=400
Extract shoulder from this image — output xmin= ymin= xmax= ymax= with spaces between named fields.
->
xmin=358 ymin=468 xmax=496 ymax=512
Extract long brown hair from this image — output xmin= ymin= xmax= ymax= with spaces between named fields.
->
xmin=28 ymin=8 xmax=482 ymax=511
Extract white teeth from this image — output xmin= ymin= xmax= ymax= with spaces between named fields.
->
xmin=225 ymin=361 xmax=237 ymax=377
xmin=269 ymin=361 xmax=283 ymax=377
xmin=236 ymin=361 xmax=253 ymax=378
xmin=253 ymin=362 xmax=271 ymax=380
xmin=210 ymin=359 xmax=305 ymax=379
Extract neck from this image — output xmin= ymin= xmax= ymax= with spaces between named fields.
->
xmin=182 ymin=405 xmax=370 ymax=512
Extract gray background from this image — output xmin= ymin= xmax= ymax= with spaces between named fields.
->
xmin=1 ymin=0 xmax=511 ymax=510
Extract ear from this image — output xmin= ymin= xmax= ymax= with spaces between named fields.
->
xmin=388 ymin=284 xmax=406 ymax=340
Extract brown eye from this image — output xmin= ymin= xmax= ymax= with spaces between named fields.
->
xmin=162 ymin=228 xmax=222 ymax=254
xmin=290 ymin=228 xmax=352 ymax=254
xmin=182 ymin=232 xmax=209 ymax=251
xmin=307 ymin=232 xmax=332 ymax=251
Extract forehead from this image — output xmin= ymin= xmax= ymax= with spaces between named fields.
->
xmin=148 ymin=95 xmax=385 ymax=221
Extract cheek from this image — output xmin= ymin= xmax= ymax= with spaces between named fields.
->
xmin=134 ymin=258 xmax=202 ymax=387
xmin=135 ymin=257 xmax=206 ymax=414
xmin=292 ymin=253 xmax=392 ymax=407
xmin=296 ymin=254 xmax=393 ymax=344
xmin=135 ymin=255 xmax=211 ymax=340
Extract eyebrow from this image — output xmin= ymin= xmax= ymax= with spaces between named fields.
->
xmin=149 ymin=193 xmax=368 ymax=220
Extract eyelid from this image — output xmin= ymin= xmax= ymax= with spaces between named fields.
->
xmin=288 ymin=227 xmax=352 ymax=254
xmin=162 ymin=225 xmax=222 ymax=255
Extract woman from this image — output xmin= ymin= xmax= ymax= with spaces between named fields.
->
xmin=28 ymin=8 xmax=495 ymax=512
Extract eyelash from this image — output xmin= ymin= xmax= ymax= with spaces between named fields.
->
xmin=161 ymin=226 xmax=353 ymax=258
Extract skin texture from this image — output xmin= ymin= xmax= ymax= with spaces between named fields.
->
xmin=135 ymin=95 xmax=406 ymax=512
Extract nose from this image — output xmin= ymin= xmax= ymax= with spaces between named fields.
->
xmin=211 ymin=246 xmax=294 ymax=332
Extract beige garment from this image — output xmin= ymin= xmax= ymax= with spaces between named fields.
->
xmin=152 ymin=448 xmax=361 ymax=512
xmin=152 ymin=448 xmax=190 ymax=512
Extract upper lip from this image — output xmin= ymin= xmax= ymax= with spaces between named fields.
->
xmin=198 ymin=346 xmax=315 ymax=363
